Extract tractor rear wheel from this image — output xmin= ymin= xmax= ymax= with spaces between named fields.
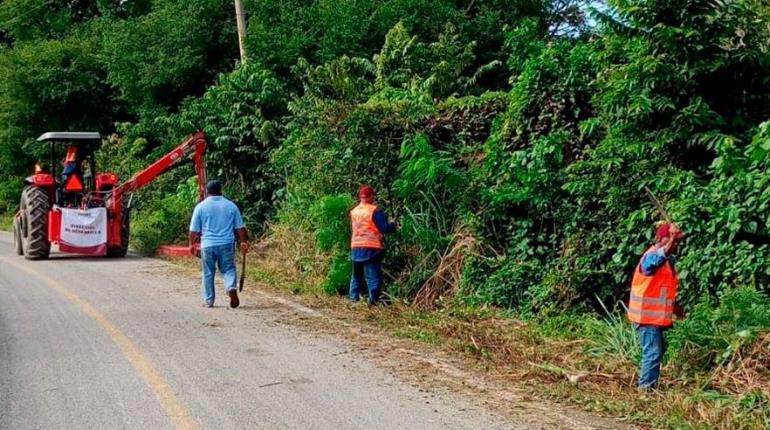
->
xmin=20 ymin=186 xmax=50 ymax=260
xmin=12 ymin=215 xmax=23 ymax=255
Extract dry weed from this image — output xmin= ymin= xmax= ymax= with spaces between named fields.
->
xmin=413 ymin=229 xmax=477 ymax=309
xmin=711 ymin=331 xmax=770 ymax=397
xmin=251 ymin=221 xmax=328 ymax=292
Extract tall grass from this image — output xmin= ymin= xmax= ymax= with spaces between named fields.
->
xmin=584 ymin=297 xmax=641 ymax=363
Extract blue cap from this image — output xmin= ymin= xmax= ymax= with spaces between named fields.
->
xmin=206 ymin=179 xmax=222 ymax=195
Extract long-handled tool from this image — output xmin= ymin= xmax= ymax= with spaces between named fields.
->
xmin=644 ymin=186 xmax=673 ymax=224
xmin=239 ymin=249 xmax=247 ymax=292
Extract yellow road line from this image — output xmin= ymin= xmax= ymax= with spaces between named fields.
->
xmin=0 ymin=256 xmax=201 ymax=430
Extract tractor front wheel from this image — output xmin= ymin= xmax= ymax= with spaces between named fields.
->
xmin=12 ymin=214 xmax=23 ymax=256
xmin=20 ymin=186 xmax=50 ymax=260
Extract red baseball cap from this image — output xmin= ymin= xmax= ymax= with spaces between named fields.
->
xmin=358 ymin=185 xmax=375 ymax=199
xmin=655 ymin=223 xmax=672 ymax=241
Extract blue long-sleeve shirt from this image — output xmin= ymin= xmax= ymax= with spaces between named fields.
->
xmin=640 ymin=246 xmax=677 ymax=276
xmin=351 ymin=208 xmax=396 ymax=262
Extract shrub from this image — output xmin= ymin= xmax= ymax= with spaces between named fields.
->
xmin=310 ymin=194 xmax=355 ymax=252
xmin=309 ymin=194 xmax=355 ymax=295
xmin=0 ymin=211 xmax=13 ymax=232
xmin=131 ymin=178 xmax=198 ymax=255
xmin=668 ymin=288 xmax=770 ymax=373
xmin=323 ymin=253 xmax=353 ymax=296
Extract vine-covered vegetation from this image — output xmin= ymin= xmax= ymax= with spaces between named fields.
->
xmin=2 ymin=0 xmax=770 ymax=427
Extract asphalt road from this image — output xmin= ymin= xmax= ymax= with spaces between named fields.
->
xmin=0 ymin=231 xmax=514 ymax=430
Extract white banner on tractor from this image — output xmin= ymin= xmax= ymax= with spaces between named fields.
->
xmin=59 ymin=207 xmax=108 ymax=256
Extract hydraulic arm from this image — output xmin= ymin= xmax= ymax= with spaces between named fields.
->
xmin=107 ymin=131 xmax=208 ymax=247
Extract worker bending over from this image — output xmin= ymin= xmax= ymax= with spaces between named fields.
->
xmin=628 ymin=222 xmax=684 ymax=389
xmin=349 ymin=186 xmax=397 ymax=305
xmin=189 ymin=180 xmax=249 ymax=308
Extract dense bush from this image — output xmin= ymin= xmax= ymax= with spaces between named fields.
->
xmin=171 ymin=63 xmax=287 ymax=226
xmin=562 ymin=0 xmax=770 ymax=310
xmin=131 ymin=178 xmax=198 ymax=255
xmin=1 ymin=0 xmax=769 ymax=316
xmin=309 ymin=194 xmax=355 ymax=295
xmin=98 ymin=0 xmax=236 ymax=113
xmin=668 ymin=288 xmax=770 ymax=372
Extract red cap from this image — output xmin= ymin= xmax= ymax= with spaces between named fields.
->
xmin=655 ymin=223 xmax=672 ymax=242
xmin=358 ymin=185 xmax=375 ymax=199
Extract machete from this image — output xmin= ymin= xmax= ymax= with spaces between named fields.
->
xmin=644 ymin=186 xmax=673 ymax=224
xmin=239 ymin=249 xmax=247 ymax=292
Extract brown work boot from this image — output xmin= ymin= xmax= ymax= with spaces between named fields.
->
xmin=228 ymin=289 xmax=240 ymax=308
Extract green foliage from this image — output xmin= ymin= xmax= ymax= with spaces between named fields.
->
xmin=375 ymin=22 xmax=477 ymax=97
xmin=584 ymin=306 xmax=641 ymax=363
xmin=395 ymin=134 xmax=465 ymax=199
xmin=308 ymin=194 xmax=355 ymax=295
xmin=559 ymin=0 xmax=770 ymax=309
xmin=1 ymin=0 xmax=770 ymax=369
xmin=323 ymin=253 xmax=353 ymax=296
xmin=0 ymin=211 xmax=13 ymax=231
xmin=98 ymin=0 xmax=236 ymax=113
xmin=173 ymin=62 xmax=287 ymax=226
xmin=0 ymin=32 xmax=112 ymax=211
xmin=131 ymin=178 xmax=198 ymax=255
xmin=310 ymin=194 xmax=355 ymax=252
xmin=668 ymin=288 xmax=770 ymax=372
xmin=462 ymin=38 xmax=596 ymax=314
xmin=0 ymin=0 xmax=101 ymax=42
xmin=672 ymin=122 xmax=770 ymax=303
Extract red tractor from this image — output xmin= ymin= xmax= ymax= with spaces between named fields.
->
xmin=13 ymin=131 xmax=207 ymax=259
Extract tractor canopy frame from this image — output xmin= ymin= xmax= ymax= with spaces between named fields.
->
xmin=36 ymin=132 xmax=102 ymax=201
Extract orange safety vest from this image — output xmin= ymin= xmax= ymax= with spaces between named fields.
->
xmin=627 ymin=245 xmax=678 ymax=327
xmin=350 ymin=203 xmax=383 ymax=250
xmin=65 ymin=146 xmax=78 ymax=163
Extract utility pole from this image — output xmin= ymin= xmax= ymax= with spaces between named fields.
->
xmin=234 ymin=0 xmax=247 ymax=63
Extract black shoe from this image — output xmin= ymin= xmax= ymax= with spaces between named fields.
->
xmin=228 ymin=289 xmax=240 ymax=308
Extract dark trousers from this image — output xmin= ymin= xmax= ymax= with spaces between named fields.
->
xmin=349 ymin=257 xmax=383 ymax=304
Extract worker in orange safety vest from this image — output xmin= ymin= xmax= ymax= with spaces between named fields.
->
xmin=61 ymin=145 xmax=85 ymax=184
xmin=628 ymin=222 xmax=685 ymax=389
xmin=349 ymin=185 xmax=397 ymax=305
xmin=62 ymin=146 xmax=79 ymax=175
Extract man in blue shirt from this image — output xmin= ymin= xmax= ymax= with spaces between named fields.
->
xmin=349 ymin=186 xmax=397 ymax=304
xmin=189 ymin=180 xmax=249 ymax=308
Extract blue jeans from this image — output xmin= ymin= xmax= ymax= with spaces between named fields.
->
xmin=349 ymin=259 xmax=383 ymax=304
xmin=636 ymin=324 xmax=665 ymax=389
xmin=201 ymin=243 xmax=237 ymax=305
